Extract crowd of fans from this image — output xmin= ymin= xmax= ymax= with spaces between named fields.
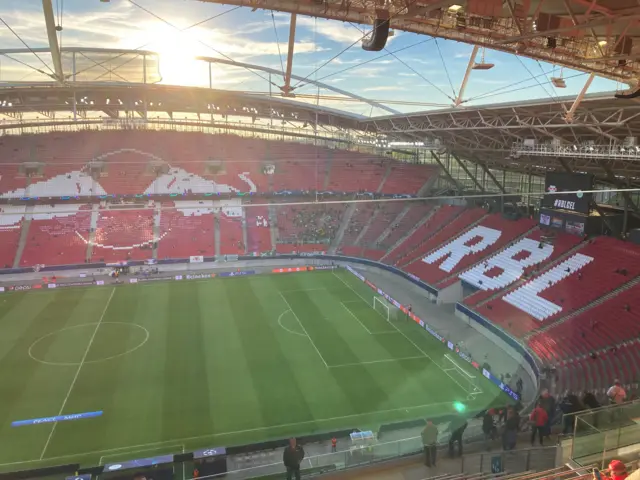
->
xmin=278 ymin=205 xmax=345 ymax=243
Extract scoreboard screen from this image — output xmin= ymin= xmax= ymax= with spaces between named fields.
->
xmin=542 ymin=172 xmax=594 ymax=215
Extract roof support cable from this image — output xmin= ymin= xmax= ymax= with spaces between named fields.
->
xmin=470 ymin=72 xmax=588 ymax=102
xmin=272 ymin=11 xmax=286 ymax=81
xmin=434 ymin=38 xmax=457 ymax=99
xmin=0 ymin=16 xmax=56 ymax=78
xmin=293 ymin=0 xmax=423 ymax=89
xmin=515 ymin=55 xmax=560 ymax=104
xmin=347 ymin=23 xmax=455 ymax=102
xmin=70 ymin=5 xmax=242 ymax=81
xmin=466 ymin=67 xmax=556 ymax=102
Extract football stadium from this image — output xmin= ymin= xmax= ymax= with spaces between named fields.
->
xmin=2 ymin=1 xmax=640 ymax=480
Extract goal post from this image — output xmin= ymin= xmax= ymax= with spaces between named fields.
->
xmin=441 ymin=353 xmax=483 ymax=399
xmin=373 ymin=296 xmax=389 ymax=321
xmin=373 ymin=296 xmax=401 ymax=321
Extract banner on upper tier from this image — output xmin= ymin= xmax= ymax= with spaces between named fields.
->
xmin=190 ymin=256 xmax=204 ymax=263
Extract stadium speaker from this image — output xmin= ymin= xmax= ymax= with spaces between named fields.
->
xmin=615 ymin=88 xmax=640 ymax=99
xmin=362 ymin=18 xmax=390 ymax=51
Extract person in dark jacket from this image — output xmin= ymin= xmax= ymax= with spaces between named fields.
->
xmin=559 ymin=394 xmax=582 ymax=434
xmin=582 ymin=391 xmax=601 ymax=428
xmin=482 ymin=409 xmax=497 ymax=450
xmin=503 ymin=407 xmax=520 ymax=450
xmin=282 ymin=438 xmax=305 ymax=480
xmin=448 ymin=417 xmax=468 ymax=457
xmin=582 ymin=391 xmax=600 ymax=409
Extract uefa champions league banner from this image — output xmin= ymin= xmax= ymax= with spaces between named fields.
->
xmin=342 ymin=266 xmax=520 ymax=401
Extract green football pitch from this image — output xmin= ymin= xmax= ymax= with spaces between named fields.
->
xmin=0 ymin=268 xmax=509 ymax=472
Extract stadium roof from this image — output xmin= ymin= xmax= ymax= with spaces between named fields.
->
xmin=3 ymin=1 xmax=640 ymax=186
xmin=198 ymin=0 xmax=640 ymax=84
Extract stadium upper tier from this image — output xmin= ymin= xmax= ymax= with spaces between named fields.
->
xmin=0 ymin=131 xmax=437 ymax=198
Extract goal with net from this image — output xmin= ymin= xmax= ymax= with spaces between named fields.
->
xmin=373 ymin=296 xmax=401 ymax=321
xmin=441 ymin=353 xmax=483 ymax=399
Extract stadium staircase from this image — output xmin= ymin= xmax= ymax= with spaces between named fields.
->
xmin=323 ymin=149 xmax=333 ymax=190
xmin=379 ymin=205 xmax=439 ymax=262
xmin=214 ymin=212 xmax=221 ymax=257
xmin=330 ymin=202 xmax=357 ymax=254
xmin=376 ymin=163 xmax=394 ymax=193
xmin=86 ymin=204 xmax=100 ymax=261
xmin=353 ymin=208 xmax=379 ymax=246
xmin=375 ymin=204 xmax=412 ymax=246
xmin=268 ymin=204 xmax=278 ymax=251
xmin=12 ymin=209 xmax=31 ymax=268
xmin=418 ymin=173 xmax=439 ymax=195
xmin=241 ymin=212 xmax=249 ymax=255
xmin=152 ymin=204 xmax=161 ymax=260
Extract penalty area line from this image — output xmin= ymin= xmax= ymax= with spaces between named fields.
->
xmin=328 ymin=355 xmax=429 ymax=368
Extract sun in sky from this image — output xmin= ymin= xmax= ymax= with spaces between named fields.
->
xmin=123 ymin=23 xmax=212 ymax=87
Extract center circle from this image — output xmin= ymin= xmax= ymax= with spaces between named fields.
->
xmin=29 ymin=322 xmax=150 ymax=366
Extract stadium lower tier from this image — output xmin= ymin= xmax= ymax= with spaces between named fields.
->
xmin=2 ymin=201 xmax=640 ymax=395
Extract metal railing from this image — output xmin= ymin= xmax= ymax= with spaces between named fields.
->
xmin=571 ymin=400 xmax=640 ymax=467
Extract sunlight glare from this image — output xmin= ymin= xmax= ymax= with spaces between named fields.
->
xmin=143 ymin=25 xmax=211 ymax=86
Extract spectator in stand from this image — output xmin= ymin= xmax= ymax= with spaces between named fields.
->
xmin=421 ymin=419 xmax=438 ymax=467
xmin=482 ymin=409 xmax=497 ymax=450
xmin=538 ymin=389 xmax=556 ymax=440
xmin=503 ymin=407 xmax=519 ymax=451
xmin=530 ymin=400 xmax=549 ymax=446
xmin=607 ymin=460 xmax=629 ymax=480
xmin=282 ymin=438 xmax=305 ymax=480
xmin=448 ymin=416 xmax=467 ymax=457
xmin=559 ymin=394 xmax=582 ymax=434
xmin=516 ymin=377 xmax=524 ymax=397
xmin=582 ymin=391 xmax=601 ymax=428
xmin=608 ymin=380 xmax=627 ymax=405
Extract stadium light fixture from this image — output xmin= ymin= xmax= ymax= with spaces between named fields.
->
xmin=448 ymin=4 xmax=463 ymax=12
xmin=472 ymin=47 xmax=494 ymax=70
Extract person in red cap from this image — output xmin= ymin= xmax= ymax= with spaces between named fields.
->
xmin=607 ymin=460 xmax=628 ymax=480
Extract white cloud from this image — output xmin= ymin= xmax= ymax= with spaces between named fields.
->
xmin=362 ymin=85 xmax=403 ymax=92
xmin=296 ymin=17 xmax=361 ymax=44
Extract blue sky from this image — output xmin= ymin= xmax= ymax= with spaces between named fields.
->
xmin=0 ymin=0 xmax=624 ymax=116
